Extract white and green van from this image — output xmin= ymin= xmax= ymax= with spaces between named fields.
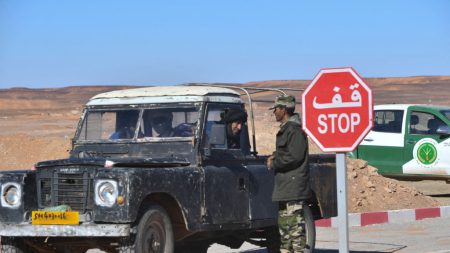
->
xmin=348 ymin=104 xmax=450 ymax=181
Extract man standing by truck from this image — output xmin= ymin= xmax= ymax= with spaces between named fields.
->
xmin=267 ymin=95 xmax=312 ymax=253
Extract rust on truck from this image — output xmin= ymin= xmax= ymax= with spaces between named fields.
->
xmin=0 ymin=85 xmax=336 ymax=253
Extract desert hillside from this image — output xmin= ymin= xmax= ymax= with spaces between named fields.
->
xmin=1 ymin=76 xmax=449 ymax=212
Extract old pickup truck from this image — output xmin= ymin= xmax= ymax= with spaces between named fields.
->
xmin=0 ymin=85 xmax=337 ymax=253
xmin=349 ymin=104 xmax=450 ymax=182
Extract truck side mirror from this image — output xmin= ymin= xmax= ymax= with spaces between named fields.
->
xmin=436 ymin=125 xmax=450 ymax=135
xmin=209 ymin=124 xmax=226 ymax=145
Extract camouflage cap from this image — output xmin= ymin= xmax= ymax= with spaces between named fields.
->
xmin=269 ymin=95 xmax=295 ymax=110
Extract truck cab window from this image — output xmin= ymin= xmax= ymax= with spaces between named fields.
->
xmin=203 ymin=105 xmax=250 ymax=152
xmin=140 ymin=108 xmax=199 ymax=138
xmin=373 ymin=110 xmax=403 ymax=133
xmin=440 ymin=110 xmax=450 ymax=121
xmin=410 ymin=111 xmax=446 ymax=135
xmin=204 ymin=108 xmax=227 ymax=149
xmin=78 ymin=110 xmax=139 ymax=140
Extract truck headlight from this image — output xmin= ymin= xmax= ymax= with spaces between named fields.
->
xmin=1 ymin=183 xmax=22 ymax=208
xmin=95 ymin=180 xmax=118 ymax=207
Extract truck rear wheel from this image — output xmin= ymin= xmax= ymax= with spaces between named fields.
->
xmin=303 ymin=204 xmax=316 ymax=252
xmin=175 ymin=242 xmax=210 ymax=253
xmin=135 ymin=205 xmax=174 ymax=253
xmin=265 ymin=204 xmax=316 ymax=253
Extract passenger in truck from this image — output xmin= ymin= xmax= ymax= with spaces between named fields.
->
xmin=110 ymin=111 xmax=139 ymax=139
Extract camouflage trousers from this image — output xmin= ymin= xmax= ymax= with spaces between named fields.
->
xmin=278 ymin=201 xmax=306 ymax=253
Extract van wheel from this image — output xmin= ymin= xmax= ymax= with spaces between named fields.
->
xmin=135 ymin=205 xmax=174 ymax=253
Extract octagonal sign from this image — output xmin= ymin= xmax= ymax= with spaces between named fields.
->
xmin=302 ymin=67 xmax=373 ymax=152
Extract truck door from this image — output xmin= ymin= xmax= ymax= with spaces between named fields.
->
xmin=402 ymin=110 xmax=450 ymax=176
xmin=201 ymin=103 xmax=250 ymax=224
xmin=358 ymin=109 xmax=405 ymax=175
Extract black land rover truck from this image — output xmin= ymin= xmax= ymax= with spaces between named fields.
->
xmin=0 ymin=86 xmax=336 ymax=253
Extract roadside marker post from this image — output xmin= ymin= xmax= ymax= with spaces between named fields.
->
xmin=302 ymin=67 xmax=373 ymax=252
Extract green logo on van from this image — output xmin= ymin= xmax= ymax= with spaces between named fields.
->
xmin=417 ymin=142 xmax=437 ymax=165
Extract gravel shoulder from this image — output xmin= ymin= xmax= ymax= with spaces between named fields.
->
xmin=402 ymin=180 xmax=450 ymax=206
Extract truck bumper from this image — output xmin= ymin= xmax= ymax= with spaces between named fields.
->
xmin=0 ymin=223 xmax=130 ymax=237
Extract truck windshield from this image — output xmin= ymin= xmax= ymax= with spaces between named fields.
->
xmin=373 ymin=110 xmax=404 ymax=133
xmin=77 ymin=107 xmax=199 ymax=141
xmin=440 ymin=110 xmax=450 ymax=121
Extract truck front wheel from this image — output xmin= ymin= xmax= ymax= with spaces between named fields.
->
xmin=135 ymin=205 xmax=174 ymax=253
xmin=0 ymin=237 xmax=37 ymax=253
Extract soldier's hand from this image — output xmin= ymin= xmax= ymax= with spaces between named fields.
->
xmin=267 ymin=155 xmax=274 ymax=170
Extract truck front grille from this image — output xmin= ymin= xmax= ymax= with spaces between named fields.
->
xmin=38 ymin=168 xmax=94 ymax=213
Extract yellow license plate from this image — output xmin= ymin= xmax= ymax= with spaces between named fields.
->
xmin=32 ymin=211 xmax=79 ymax=225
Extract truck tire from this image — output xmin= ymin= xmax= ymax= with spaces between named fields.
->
xmin=264 ymin=225 xmax=281 ymax=253
xmin=135 ymin=205 xmax=174 ymax=253
xmin=0 ymin=237 xmax=35 ymax=253
xmin=265 ymin=204 xmax=316 ymax=253
xmin=303 ymin=204 xmax=316 ymax=252
xmin=116 ymin=236 xmax=135 ymax=253
xmin=176 ymin=242 xmax=210 ymax=253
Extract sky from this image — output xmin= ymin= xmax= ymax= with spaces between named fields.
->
xmin=1 ymin=0 xmax=449 ymax=88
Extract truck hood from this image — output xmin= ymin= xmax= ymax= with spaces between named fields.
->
xmin=35 ymin=157 xmax=190 ymax=168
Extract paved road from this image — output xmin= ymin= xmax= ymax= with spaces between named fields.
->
xmin=88 ymin=216 xmax=450 ymax=253
xmin=208 ymin=216 xmax=450 ymax=253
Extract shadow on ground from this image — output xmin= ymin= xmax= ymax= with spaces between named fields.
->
xmin=241 ymin=249 xmax=399 ymax=253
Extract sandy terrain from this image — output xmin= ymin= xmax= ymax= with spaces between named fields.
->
xmin=1 ymin=76 xmax=450 ymax=212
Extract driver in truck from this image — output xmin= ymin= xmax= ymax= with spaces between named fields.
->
xmin=221 ymin=108 xmax=248 ymax=149
xmin=149 ymin=110 xmax=175 ymax=137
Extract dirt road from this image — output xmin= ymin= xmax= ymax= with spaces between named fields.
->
xmin=403 ymin=180 xmax=450 ymax=206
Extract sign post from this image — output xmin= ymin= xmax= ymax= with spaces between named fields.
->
xmin=302 ymin=67 xmax=373 ymax=252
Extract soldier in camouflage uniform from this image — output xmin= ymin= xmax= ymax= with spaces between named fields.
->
xmin=267 ymin=95 xmax=312 ymax=253
xmin=279 ymin=201 xmax=306 ymax=252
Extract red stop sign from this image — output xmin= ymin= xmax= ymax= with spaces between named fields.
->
xmin=302 ymin=67 xmax=373 ymax=152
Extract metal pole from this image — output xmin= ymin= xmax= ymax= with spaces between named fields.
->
xmin=336 ymin=152 xmax=349 ymax=252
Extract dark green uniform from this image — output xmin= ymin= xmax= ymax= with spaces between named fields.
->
xmin=272 ymin=114 xmax=311 ymax=201
xmin=271 ymin=114 xmax=312 ymax=252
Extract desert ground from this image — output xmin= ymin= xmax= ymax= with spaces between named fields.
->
xmin=1 ymin=76 xmax=450 ymax=212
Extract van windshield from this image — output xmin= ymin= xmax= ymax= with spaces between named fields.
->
xmin=77 ymin=107 xmax=199 ymax=141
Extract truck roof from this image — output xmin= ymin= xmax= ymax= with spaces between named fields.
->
xmin=87 ymin=86 xmax=242 ymax=106
xmin=374 ymin=104 xmax=413 ymax=110
xmin=375 ymin=104 xmax=450 ymax=111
